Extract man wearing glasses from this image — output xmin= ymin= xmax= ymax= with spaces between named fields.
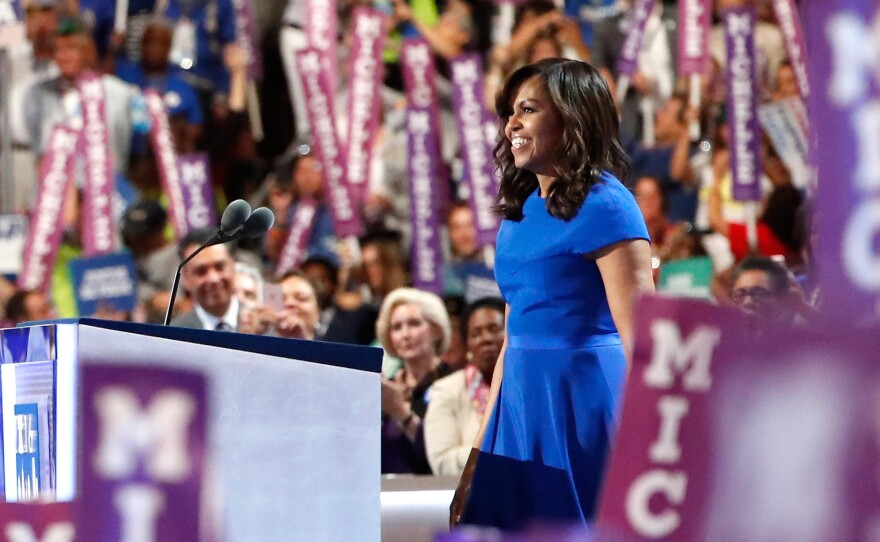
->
xmin=728 ymin=256 xmax=815 ymax=327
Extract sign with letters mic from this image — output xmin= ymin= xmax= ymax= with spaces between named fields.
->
xmin=597 ymin=295 xmax=880 ymax=541
xmin=77 ymin=365 xmax=208 ymax=542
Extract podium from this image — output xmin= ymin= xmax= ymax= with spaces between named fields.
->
xmin=0 ymin=319 xmax=383 ymax=541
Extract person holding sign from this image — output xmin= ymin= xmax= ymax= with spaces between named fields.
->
xmin=451 ymin=59 xmax=654 ymax=530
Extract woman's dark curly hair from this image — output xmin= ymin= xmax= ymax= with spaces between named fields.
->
xmin=493 ymin=59 xmax=630 ymax=221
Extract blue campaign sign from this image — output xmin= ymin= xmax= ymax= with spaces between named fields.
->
xmin=0 ymin=215 xmax=27 ymax=275
xmin=69 ymin=252 xmax=138 ymax=316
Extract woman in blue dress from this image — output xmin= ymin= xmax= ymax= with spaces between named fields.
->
xmin=450 ymin=58 xmax=655 ymax=531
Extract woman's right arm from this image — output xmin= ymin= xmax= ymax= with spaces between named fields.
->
xmin=450 ymin=305 xmax=509 ymax=528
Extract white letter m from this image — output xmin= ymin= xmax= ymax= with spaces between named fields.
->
xmin=643 ymin=320 xmax=722 ymax=392
xmin=92 ymin=387 xmax=196 ymax=483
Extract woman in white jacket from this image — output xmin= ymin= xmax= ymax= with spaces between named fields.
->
xmin=424 ymin=297 xmax=505 ymax=476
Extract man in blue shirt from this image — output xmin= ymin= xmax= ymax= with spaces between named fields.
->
xmin=116 ymin=18 xmax=204 ymax=151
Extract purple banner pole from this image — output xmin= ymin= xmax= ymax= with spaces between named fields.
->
xmin=276 ymin=199 xmax=318 ymax=277
xmin=677 ymin=0 xmax=711 ymax=76
xmin=230 ymin=0 xmax=263 ymax=80
xmin=724 ymin=7 xmax=762 ymax=203
xmin=806 ymin=0 xmax=880 ymax=323
xmin=145 ymin=89 xmax=187 ymax=239
xmin=77 ymin=73 xmax=117 ymax=256
xmin=402 ymin=39 xmax=445 ymax=295
xmin=295 ymin=48 xmax=363 ymax=237
xmin=345 ymin=8 xmax=387 ymax=204
xmin=771 ymin=0 xmax=810 ymax=99
xmin=450 ymin=54 xmax=501 ymax=248
xmin=78 ymin=365 xmax=207 ymax=542
xmin=177 ymin=153 xmax=218 ymax=233
xmin=18 ymin=126 xmax=76 ymax=292
xmin=305 ymin=0 xmax=338 ymax=100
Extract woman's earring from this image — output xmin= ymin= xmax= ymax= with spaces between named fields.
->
xmin=466 ymin=351 xmax=474 ymax=362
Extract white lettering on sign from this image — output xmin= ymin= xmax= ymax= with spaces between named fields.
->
xmin=346 ymin=11 xmax=384 ymax=188
xmin=4 ymin=524 xmax=75 ymax=542
xmin=681 ymin=0 xmax=706 ymax=61
xmin=113 ymin=484 xmax=165 ymax=542
xmin=624 ymin=319 xmax=722 ymax=538
xmin=771 ymin=0 xmax=809 ymax=97
xmin=643 ymin=320 xmax=721 ymax=391
xmin=826 ymin=10 xmax=880 ymax=303
xmin=79 ymin=77 xmax=115 ymax=253
xmin=621 ymin=0 xmax=653 ymax=66
xmin=92 ymin=387 xmax=196 ymax=483
xmin=451 ymin=57 xmax=498 ymax=235
xmin=726 ymin=11 xmax=759 ymax=192
xmin=407 ymin=110 xmax=438 ymax=284
xmin=403 ymin=44 xmax=434 ymax=108
xmin=21 ymin=129 xmax=77 ymax=290
xmin=146 ymin=91 xmax=186 ymax=235
xmin=625 ymin=470 xmax=688 ymax=538
xmin=297 ymin=50 xmax=355 ymax=225
xmin=649 ymin=395 xmax=690 ymax=464
xmin=80 ymin=265 xmax=133 ymax=300
xmin=179 ymin=159 xmax=212 ymax=228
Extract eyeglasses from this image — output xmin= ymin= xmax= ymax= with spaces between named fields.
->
xmin=730 ymin=287 xmax=780 ymax=304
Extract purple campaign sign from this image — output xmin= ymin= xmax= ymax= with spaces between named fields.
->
xmin=18 ymin=126 xmax=77 ymax=292
xmin=402 ymin=39 xmax=445 ymax=294
xmin=230 ymin=0 xmax=263 ymax=80
xmin=276 ymin=199 xmax=318 ymax=277
xmin=78 ymin=364 xmax=208 ymax=542
xmin=599 ymin=295 xmax=880 ymax=541
xmin=598 ymin=296 xmax=742 ymax=541
xmin=450 ymin=54 xmax=500 ymax=247
xmin=77 ymin=72 xmax=117 ymax=256
xmin=0 ymin=503 xmax=76 ymax=541
xmin=677 ymin=0 xmax=711 ymax=75
xmin=177 ymin=153 xmax=218 ymax=233
xmin=771 ymin=0 xmax=810 ymax=98
xmin=345 ymin=8 xmax=387 ymax=204
xmin=805 ymin=1 xmax=880 ymax=323
xmin=295 ymin=48 xmax=363 ymax=237
xmin=723 ymin=7 xmax=762 ymax=202
xmin=145 ymin=89 xmax=187 ymax=239
xmin=305 ymin=0 xmax=338 ymax=101
xmin=617 ymin=0 xmax=656 ymax=78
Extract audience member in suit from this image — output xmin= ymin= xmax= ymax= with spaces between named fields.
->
xmin=171 ymin=228 xmax=240 ymax=331
xmin=300 ymin=256 xmax=378 ymax=345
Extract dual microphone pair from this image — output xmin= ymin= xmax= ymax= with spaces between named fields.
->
xmin=163 ymin=200 xmax=276 ymax=326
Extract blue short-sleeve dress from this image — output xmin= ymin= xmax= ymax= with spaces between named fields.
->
xmin=462 ymin=173 xmax=649 ymax=530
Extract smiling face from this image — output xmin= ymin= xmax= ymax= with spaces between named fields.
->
xmin=181 ymin=244 xmax=235 ymax=317
xmin=505 ymin=75 xmax=565 ymax=180
xmin=388 ymin=303 xmax=438 ymax=364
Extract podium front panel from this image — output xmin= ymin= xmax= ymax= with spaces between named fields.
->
xmin=76 ymin=324 xmax=381 ymax=542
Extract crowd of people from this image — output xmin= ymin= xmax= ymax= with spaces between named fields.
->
xmin=1 ymin=0 xmax=814 ymax=500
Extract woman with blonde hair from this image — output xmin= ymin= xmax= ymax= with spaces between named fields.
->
xmin=377 ymin=287 xmax=453 ymax=474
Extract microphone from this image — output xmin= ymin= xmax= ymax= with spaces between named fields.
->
xmin=219 ymin=199 xmax=252 ymax=238
xmin=163 ymin=201 xmax=275 ymax=326
xmin=241 ymin=207 xmax=275 ymax=238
